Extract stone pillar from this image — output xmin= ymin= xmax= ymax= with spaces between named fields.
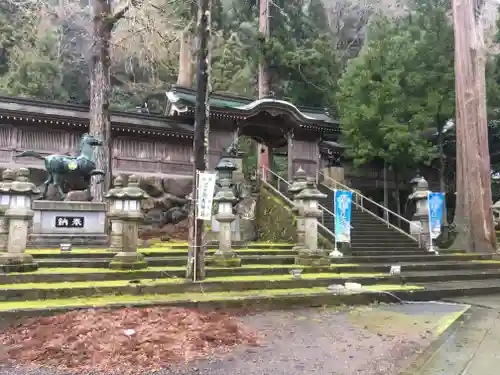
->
xmin=106 ymin=176 xmax=125 ymax=252
xmin=288 ymin=167 xmax=308 ymax=252
xmin=0 ymin=168 xmax=40 ymax=272
xmin=106 ymin=175 xmax=150 ymax=270
xmin=409 ymin=176 xmax=435 ymax=253
xmin=0 ymin=169 xmax=15 ymax=252
xmin=210 ymin=158 xmax=241 ymax=267
xmin=295 ymin=178 xmax=328 ymax=266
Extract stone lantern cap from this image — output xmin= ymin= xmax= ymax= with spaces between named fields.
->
xmin=416 ymin=177 xmax=429 ymax=190
xmin=0 ymin=168 xmax=39 ymax=195
xmin=105 ymin=175 xmax=149 ymax=200
xmin=410 ymin=174 xmax=422 ymax=185
xmin=214 ymin=184 xmax=238 ymax=203
xmin=288 ymin=167 xmax=308 ymax=195
xmin=215 ymin=158 xmax=237 ymax=172
xmin=0 ymin=169 xmax=15 ymax=192
xmin=105 ymin=175 xmax=125 ymax=198
xmin=295 ymin=178 xmax=327 ymax=201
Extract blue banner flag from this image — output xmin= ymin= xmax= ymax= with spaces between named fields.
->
xmin=334 ymin=190 xmax=353 ymax=243
xmin=428 ymin=192 xmax=445 ymax=239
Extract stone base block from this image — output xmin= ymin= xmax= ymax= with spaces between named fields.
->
xmin=207 ymin=253 xmax=242 ymax=268
xmin=110 ymin=252 xmax=148 ymax=270
xmin=295 ymin=251 xmax=330 ymax=267
xmin=292 ymin=244 xmax=306 ymax=252
xmin=0 ymin=253 xmax=39 ymax=272
xmin=29 ymin=234 xmax=109 ymax=248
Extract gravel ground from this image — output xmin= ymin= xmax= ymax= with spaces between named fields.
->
xmin=0 ymin=303 xmax=465 ymax=375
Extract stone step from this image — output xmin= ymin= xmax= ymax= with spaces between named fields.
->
xmin=350 ymin=239 xmax=419 ymax=246
xmin=349 ymin=249 xmax=456 ymax=256
xmin=28 ymin=248 xmax=298 ymax=259
xmin=2 ymin=259 xmax=496 ymax=284
xmin=4 ymin=274 xmax=500 ymax=314
xmin=35 ymin=255 xmax=298 ymax=268
xmin=5 ymin=268 xmax=500 ymax=302
xmin=0 ymin=287 xmax=409 ymax=315
xmin=0 ymin=274 xmax=396 ymax=302
xmin=331 ymin=254 xmax=493 ymax=263
xmin=351 ymin=237 xmax=417 ymax=244
xmin=31 ymin=253 xmax=494 ymax=268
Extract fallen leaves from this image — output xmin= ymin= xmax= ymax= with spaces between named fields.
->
xmin=0 ymin=307 xmax=259 ymax=375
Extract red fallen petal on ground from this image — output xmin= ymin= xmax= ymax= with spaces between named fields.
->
xmin=0 ymin=307 xmax=259 ymax=375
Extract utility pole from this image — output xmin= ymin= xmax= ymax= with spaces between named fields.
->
xmin=187 ymin=0 xmax=211 ymax=281
xmin=258 ymin=0 xmax=270 ymax=180
xmin=451 ymin=0 xmax=497 ymax=253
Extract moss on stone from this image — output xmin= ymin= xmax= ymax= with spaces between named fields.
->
xmin=109 ymin=261 xmax=148 ymax=271
xmin=0 ymin=278 xmax=185 ymax=290
xmin=0 ymin=284 xmax=423 ymax=312
xmin=255 ymin=185 xmax=297 ymax=243
xmin=254 ymin=185 xmax=334 ymax=249
xmin=208 ymin=273 xmax=386 ymax=281
xmin=207 ymin=256 xmax=242 ymax=268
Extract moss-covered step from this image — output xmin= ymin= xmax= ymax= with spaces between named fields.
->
xmin=27 ymin=248 xmax=298 ymax=259
xmin=148 ymin=242 xmax=295 ymax=249
xmin=0 ymin=284 xmax=422 ymax=315
xmin=35 ymin=254 xmax=298 ymax=268
xmin=333 ymin=254 xmax=493 ymax=263
xmin=349 ymin=249 xmax=465 ymax=256
xmin=0 ymin=272 xmax=402 ymax=301
xmin=5 ymin=259 xmax=499 ymax=285
xmin=0 ymin=264 xmax=365 ymax=284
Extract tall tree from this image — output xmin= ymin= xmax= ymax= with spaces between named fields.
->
xmin=186 ymin=0 xmax=212 ymax=281
xmin=89 ymin=0 xmax=134 ymax=201
xmin=451 ymin=0 xmax=497 ymax=252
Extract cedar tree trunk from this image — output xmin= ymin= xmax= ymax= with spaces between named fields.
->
xmin=451 ymin=0 xmax=497 ymax=252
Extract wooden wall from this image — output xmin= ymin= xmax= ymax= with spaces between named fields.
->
xmin=0 ymin=124 xmax=193 ymax=177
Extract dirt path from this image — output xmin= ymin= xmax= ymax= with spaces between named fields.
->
xmin=0 ymin=302 xmax=467 ymax=375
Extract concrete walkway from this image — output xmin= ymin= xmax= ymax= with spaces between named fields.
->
xmin=410 ymin=295 xmax=500 ymax=375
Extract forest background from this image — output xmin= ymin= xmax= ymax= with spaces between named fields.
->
xmin=2 ymin=0 xmax=500 ymax=199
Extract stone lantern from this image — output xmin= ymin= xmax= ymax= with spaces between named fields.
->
xmin=106 ymin=175 xmax=125 ymax=252
xmin=288 ymin=167 xmax=308 ymax=252
xmin=0 ymin=169 xmax=15 ymax=252
xmin=295 ymin=177 xmax=328 ymax=266
xmin=0 ymin=168 xmax=40 ymax=272
xmin=408 ymin=175 xmax=434 ymax=252
xmin=210 ymin=158 xmax=241 ymax=267
xmin=105 ymin=175 xmax=150 ymax=270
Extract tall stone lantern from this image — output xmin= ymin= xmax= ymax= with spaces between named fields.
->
xmin=0 ymin=168 xmax=40 ymax=272
xmin=295 ymin=177 xmax=328 ymax=266
xmin=106 ymin=175 xmax=150 ymax=270
xmin=0 ymin=169 xmax=15 ymax=252
xmin=408 ymin=175 xmax=435 ymax=252
xmin=288 ymin=167 xmax=308 ymax=252
xmin=211 ymin=158 xmax=241 ymax=267
xmin=106 ymin=175 xmax=125 ymax=252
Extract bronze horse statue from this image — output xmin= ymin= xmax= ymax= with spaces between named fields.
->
xmin=14 ymin=133 xmax=106 ymax=200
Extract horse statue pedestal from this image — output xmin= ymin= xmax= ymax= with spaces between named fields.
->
xmin=29 ymin=200 xmax=108 ymax=248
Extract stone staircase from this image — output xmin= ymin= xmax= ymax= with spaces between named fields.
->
xmin=0 ymin=174 xmax=499 ymax=315
xmin=318 ymin=183 xmax=422 ymax=256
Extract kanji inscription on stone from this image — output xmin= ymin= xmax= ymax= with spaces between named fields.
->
xmin=55 ymin=216 xmax=85 ymax=228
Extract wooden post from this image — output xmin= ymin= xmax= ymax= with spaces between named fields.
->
xmin=451 ymin=0 xmax=497 ymax=252
xmin=187 ymin=0 xmax=211 ymax=281
xmin=257 ymin=0 xmax=270 ymax=177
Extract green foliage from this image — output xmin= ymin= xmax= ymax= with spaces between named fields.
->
xmin=255 ymin=185 xmax=297 ymax=243
xmin=337 ymin=0 xmax=455 ymax=173
xmin=0 ymin=4 xmax=69 ymax=101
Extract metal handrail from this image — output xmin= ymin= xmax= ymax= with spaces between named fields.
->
xmin=262 ymin=167 xmax=347 ymax=228
xmin=261 ymin=179 xmax=336 ymax=242
xmin=319 ymin=172 xmax=421 ymax=245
